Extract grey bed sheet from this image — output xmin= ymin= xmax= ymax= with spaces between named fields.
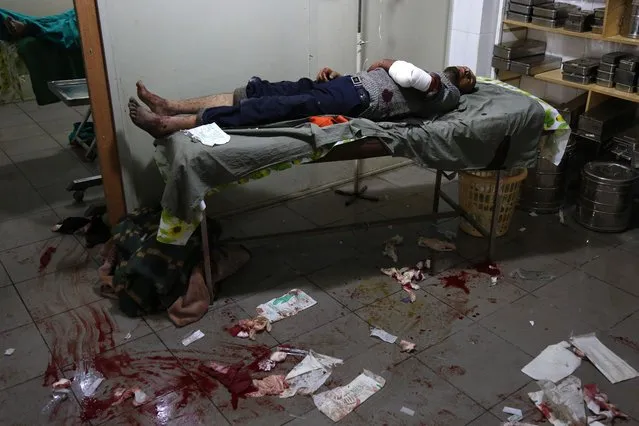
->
xmin=155 ymin=82 xmax=544 ymax=222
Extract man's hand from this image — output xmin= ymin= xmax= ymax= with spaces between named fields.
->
xmin=367 ymin=59 xmax=396 ymax=72
xmin=316 ymin=67 xmax=342 ymax=82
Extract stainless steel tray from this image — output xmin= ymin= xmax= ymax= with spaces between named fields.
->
xmin=493 ymin=39 xmax=546 ymax=59
xmin=509 ymin=2 xmax=533 ymax=15
xmin=614 ymin=68 xmax=638 ymax=86
xmin=510 ymin=54 xmax=561 ymax=75
xmin=492 ymin=56 xmax=511 ymax=71
xmin=510 ymin=0 xmax=553 ymax=6
xmin=596 ymin=78 xmax=615 ymax=88
xmin=562 ymin=58 xmax=599 ymax=75
xmin=47 ymin=79 xmax=89 ymax=107
xmin=532 ymin=3 xmax=577 ymax=19
xmin=615 ymin=83 xmax=637 ymax=93
xmin=506 ymin=11 xmax=532 ymax=23
xmin=598 ymin=62 xmax=616 ymax=73
xmin=531 ymin=16 xmax=566 ymax=27
xmin=601 ymin=51 xmax=629 ymax=65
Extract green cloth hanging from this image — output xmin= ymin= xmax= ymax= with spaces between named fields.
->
xmin=0 ymin=9 xmax=80 ymax=49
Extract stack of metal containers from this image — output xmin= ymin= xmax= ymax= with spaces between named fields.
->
xmin=597 ymin=51 xmax=627 ymax=88
xmin=492 ymin=39 xmax=561 ymax=75
xmin=591 ymin=7 xmax=605 ymax=34
xmin=506 ymin=0 xmax=550 ymax=23
xmin=564 ymin=9 xmax=595 ymax=32
xmin=530 ymin=2 xmax=578 ymax=27
xmin=614 ymin=56 xmax=639 ymax=93
xmin=562 ymin=58 xmax=598 ymax=84
xmin=578 ymin=98 xmax=636 ymax=143
xmin=576 ymin=162 xmax=638 ymax=232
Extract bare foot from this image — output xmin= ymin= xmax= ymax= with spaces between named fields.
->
xmin=128 ymin=97 xmax=172 ymax=138
xmin=136 ymin=81 xmax=173 ymax=115
xmin=4 ymin=17 xmax=27 ymax=38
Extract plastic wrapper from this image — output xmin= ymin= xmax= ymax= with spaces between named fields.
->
xmin=509 ymin=268 xmax=556 ymax=281
xmin=313 ymin=370 xmax=386 ymax=422
xmin=41 ymin=391 xmax=69 ymax=416
xmin=182 ymin=329 xmax=205 ymax=346
xmin=370 ymin=327 xmax=398 ymax=344
xmin=73 ymin=367 xmax=104 ymax=398
xmin=256 ymin=289 xmax=317 ymax=323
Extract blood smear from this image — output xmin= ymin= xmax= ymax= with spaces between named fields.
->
xmin=39 ymin=246 xmax=57 ymax=271
xmin=440 ymin=271 xmax=472 ymax=294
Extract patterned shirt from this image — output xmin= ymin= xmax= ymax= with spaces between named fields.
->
xmin=356 ymin=68 xmax=460 ymax=121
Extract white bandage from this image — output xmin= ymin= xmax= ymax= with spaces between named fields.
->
xmin=388 ymin=60 xmax=432 ymax=92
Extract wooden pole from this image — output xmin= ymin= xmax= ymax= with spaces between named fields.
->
xmin=74 ymin=0 xmax=126 ymax=225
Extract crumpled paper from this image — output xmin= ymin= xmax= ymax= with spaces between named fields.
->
xmin=280 ymin=350 xmax=343 ymax=398
xmin=112 ymin=387 xmax=150 ymax=407
xmin=230 ymin=316 xmax=272 ymax=340
xmin=528 ymin=376 xmax=586 ymax=426
xmin=313 ymin=369 xmax=386 ymax=422
xmin=399 ymin=340 xmax=416 ymax=353
xmin=583 ymin=383 xmax=629 ymax=422
xmin=247 ymin=375 xmax=288 ymax=397
xmin=381 ymin=260 xmax=427 ymax=302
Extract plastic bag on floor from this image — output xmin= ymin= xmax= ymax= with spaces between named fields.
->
xmin=280 ymin=350 xmax=343 ymax=398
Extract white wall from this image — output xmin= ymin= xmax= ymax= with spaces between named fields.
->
xmin=1 ymin=0 xmax=72 ymax=16
xmin=98 ymin=0 xmax=450 ymax=210
xmin=447 ymin=0 xmax=501 ymax=76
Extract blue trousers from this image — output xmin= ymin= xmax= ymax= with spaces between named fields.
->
xmin=200 ymin=76 xmax=363 ymax=128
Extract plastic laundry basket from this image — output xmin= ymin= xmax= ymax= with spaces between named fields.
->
xmin=458 ymin=168 xmax=528 ymax=237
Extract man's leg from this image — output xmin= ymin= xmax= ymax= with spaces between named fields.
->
xmin=200 ymin=93 xmax=325 ymax=128
xmin=244 ymin=77 xmax=315 ymax=98
xmin=129 ymin=98 xmax=197 ymax=139
xmin=136 ymin=81 xmax=233 ymax=116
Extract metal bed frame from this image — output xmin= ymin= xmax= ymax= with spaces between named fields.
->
xmin=196 ymin=136 xmax=508 ymax=298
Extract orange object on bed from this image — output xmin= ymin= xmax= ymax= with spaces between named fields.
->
xmin=309 ymin=115 xmax=349 ymax=127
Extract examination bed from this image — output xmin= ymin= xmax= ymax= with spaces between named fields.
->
xmin=153 ymin=78 xmax=570 ymax=295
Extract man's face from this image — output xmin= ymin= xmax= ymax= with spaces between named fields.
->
xmin=456 ymin=66 xmax=476 ymax=94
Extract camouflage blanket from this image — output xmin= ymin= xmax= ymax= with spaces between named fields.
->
xmin=104 ymin=207 xmax=220 ymax=317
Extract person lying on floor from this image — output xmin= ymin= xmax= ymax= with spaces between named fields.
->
xmin=128 ymin=59 xmax=477 ymax=138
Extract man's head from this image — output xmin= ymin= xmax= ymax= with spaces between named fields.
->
xmin=443 ymin=66 xmax=476 ymax=94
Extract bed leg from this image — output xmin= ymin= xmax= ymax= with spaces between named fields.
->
xmin=488 ymin=170 xmax=503 ymax=262
xmin=334 ymin=160 xmax=379 ymax=206
xmin=200 ymin=205 xmax=215 ymax=304
xmin=432 ymin=170 xmax=443 ymax=213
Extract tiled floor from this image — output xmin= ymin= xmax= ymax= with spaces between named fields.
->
xmin=1 ymin=100 xmax=639 ymax=425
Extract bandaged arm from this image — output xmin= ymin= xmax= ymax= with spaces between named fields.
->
xmin=388 ymin=61 xmax=433 ymax=92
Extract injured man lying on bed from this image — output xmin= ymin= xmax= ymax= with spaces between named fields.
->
xmin=128 ymin=59 xmax=476 ymax=138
